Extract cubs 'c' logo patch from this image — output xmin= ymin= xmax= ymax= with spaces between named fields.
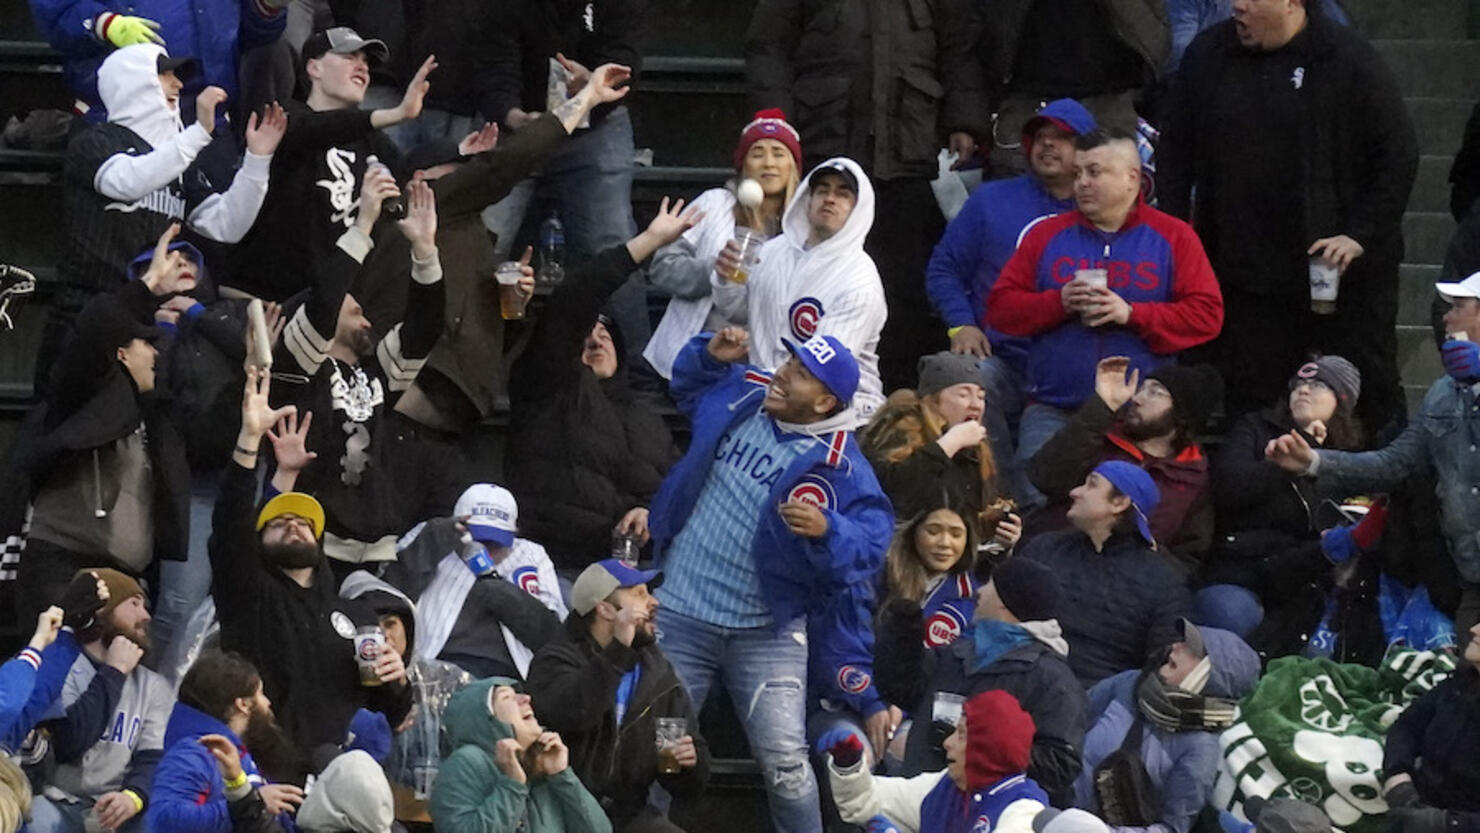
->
xmin=512 ymin=566 xmax=541 ymax=597
xmin=972 ymin=815 xmax=992 ymax=833
xmin=836 ymin=665 xmax=871 ymax=694
xmin=924 ymin=607 xmax=968 ymax=648
xmin=789 ymin=297 xmax=824 ymax=340
xmin=785 ymin=475 xmax=835 ymax=509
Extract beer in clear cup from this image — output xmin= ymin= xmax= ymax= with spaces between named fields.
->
xmin=356 ymin=625 xmax=387 ymax=687
xmin=730 ymin=227 xmax=766 ymax=284
xmin=655 ymin=717 xmax=686 ymax=774
xmin=497 ymin=261 xmax=530 ymax=320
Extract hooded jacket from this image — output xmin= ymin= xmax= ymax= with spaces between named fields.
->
xmin=29 ymin=0 xmax=283 ymax=125
xmin=296 ymin=750 xmax=395 ymax=833
xmin=506 ymin=245 xmax=679 ymax=569
xmin=1383 ymin=664 xmax=1480 ymax=824
xmin=649 ymin=334 xmax=895 ymax=632
xmin=876 ymin=605 xmax=1085 ymax=808
xmin=711 ymin=157 xmax=888 ymax=421
xmin=986 ymin=201 xmax=1223 ymax=411
xmin=525 ymin=620 xmax=710 ymax=826
xmin=147 ymin=702 xmax=296 ymax=833
xmin=924 ymin=97 xmax=1095 ymax=372
xmin=1073 ymin=626 xmax=1260 ymax=833
xmin=61 ymin=44 xmax=271 ymax=303
xmin=429 ymin=678 xmax=612 ymax=833
xmin=1026 ymin=394 xmax=1213 ymax=562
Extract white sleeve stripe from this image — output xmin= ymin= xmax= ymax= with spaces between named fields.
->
xmin=284 ymin=306 xmax=331 ymax=373
xmin=377 ymin=326 xmax=425 ymax=390
xmin=17 ymin=649 xmax=40 ymax=671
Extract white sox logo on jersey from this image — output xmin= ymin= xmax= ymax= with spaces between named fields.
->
xmin=511 ymin=565 xmax=542 ymax=597
xmin=925 ymin=605 xmax=969 ymax=648
xmin=786 ymin=474 xmax=836 ymax=509
xmin=789 ymin=297 xmax=824 ymax=340
xmin=836 ymin=665 xmax=871 ymax=694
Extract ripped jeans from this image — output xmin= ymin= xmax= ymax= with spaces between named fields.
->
xmin=656 ymin=608 xmax=822 ymax=833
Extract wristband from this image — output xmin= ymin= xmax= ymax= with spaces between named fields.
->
xmin=122 ymin=789 xmax=144 ymax=813
xmin=224 ymin=772 xmax=248 ymax=790
xmin=947 ymin=325 xmax=964 ymax=338
xmin=235 ymin=445 xmax=258 ymax=457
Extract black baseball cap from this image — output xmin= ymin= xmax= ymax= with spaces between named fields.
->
xmin=156 ymin=53 xmax=200 ymax=82
xmin=810 ymin=160 xmax=859 ymax=194
xmin=303 ymin=27 xmax=390 ymax=66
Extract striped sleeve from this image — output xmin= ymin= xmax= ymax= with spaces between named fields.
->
xmin=281 ymin=227 xmax=372 ymax=375
xmin=376 ymin=324 xmax=427 ymax=393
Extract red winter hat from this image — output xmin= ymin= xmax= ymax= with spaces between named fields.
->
xmin=964 ymin=690 xmax=1036 ymax=791
xmin=734 ymin=108 xmax=803 ymax=171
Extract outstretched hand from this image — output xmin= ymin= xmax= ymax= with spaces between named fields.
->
xmin=245 ymin=102 xmax=287 ymax=156
xmin=1094 ymin=356 xmax=1139 ymax=412
xmin=267 ymin=411 xmax=316 ymax=474
xmin=585 ymin=63 xmax=633 ymax=105
xmin=458 ymin=122 xmax=499 ymax=156
xmin=645 ymin=197 xmax=704 ymax=247
xmin=142 ymin=224 xmax=191 ymax=296
xmin=240 ymin=367 xmax=296 ymax=442
xmin=396 ymin=175 xmax=438 ymax=258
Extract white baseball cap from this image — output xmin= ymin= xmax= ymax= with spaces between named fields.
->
xmin=454 ymin=484 xmax=517 ymax=547
xmin=1436 ymin=271 xmax=1480 ymax=302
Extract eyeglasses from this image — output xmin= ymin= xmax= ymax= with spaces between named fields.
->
xmin=1289 ymin=378 xmax=1333 ymax=394
xmin=264 ymin=515 xmax=314 ymax=532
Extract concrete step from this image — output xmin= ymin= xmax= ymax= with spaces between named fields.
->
xmin=1405 ymin=210 xmax=1460 ymax=265
xmin=1407 ymin=97 xmax=1474 ymax=156
xmin=1346 ymin=0 xmax=1469 ymax=40
xmin=648 ymin=0 xmax=756 ymax=58
xmin=630 ymin=57 xmax=748 ymax=168
xmin=1398 ymin=323 xmax=1446 ymax=388
xmin=1411 ymin=155 xmax=1457 ymax=213
xmin=1374 ymin=40 xmax=1480 ymax=100
xmin=1399 ymin=263 xmax=1445 ymax=325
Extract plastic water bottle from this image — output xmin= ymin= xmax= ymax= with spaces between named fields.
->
xmin=457 ymin=532 xmax=496 ymax=577
xmin=365 ymin=155 xmax=404 ymax=219
xmin=538 ymin=212 xmax=566 ymax=285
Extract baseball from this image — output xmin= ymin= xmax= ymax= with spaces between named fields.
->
xmin=737 ymin=178 xmax=764 ymax=209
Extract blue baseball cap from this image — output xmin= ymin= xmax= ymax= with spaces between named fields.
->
xmin=780 ymin=334 xmax=859 ymax=405
xmin=1092 ymin=461 xmax=1160 ymax=544
xmin=571 ymin=558 xmax=664 ymax=616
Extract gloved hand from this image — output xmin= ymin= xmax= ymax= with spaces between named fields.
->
xmin=1218 ymin=810 xmax=1254 ymax=833
xmin=1321 ymin=499 xmax=1389 ymax=564
xmin=864 ymin=815 xmax=901 ymax=833
xmin=1442 ymin=338 xmax=1480 ymax=384
xmin=344 ymin=708 xmax=392 ymax=763
xmin=57 ymin=572 xmax=106 ymax=631
xmin=1385 ymin=781 xmax=1422 ymax=810
xmin=94 ymin=13 xmax=164 ymax=48
xmin=1389 ymin=807 xmax=1448 ymax=833
xmin=815 ymin=727 xmax=865 ymax=768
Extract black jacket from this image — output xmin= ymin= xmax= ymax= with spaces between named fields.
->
xmin=1159 ymin=15 xmax=1418 ymax=297
xmin=976 ymin=0 xmax=1168 ymax=103
xmin=1384 ymin=664 xmax=1480 ymax=832
xmin=1018 ymin=529 xmax=1191 ymax=688
xmin=744 ymin=0 xmax=984 ymax=180
xmin=506 ymin=246 xmax=678 ymax=570
xmin=874 ymin=600 xmax=1085 ymax=808
xmin=526 ymin=623 xmax=710 ymax=825
xmin=208 ymin=462 xmax=412 ymax=778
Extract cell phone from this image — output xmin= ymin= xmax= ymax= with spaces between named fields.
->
xmin=247 ymin=299 xmax=272 ymax=370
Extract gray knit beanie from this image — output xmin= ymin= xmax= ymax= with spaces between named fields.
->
xmin=917 ymin=351 xmax=982 ymax=398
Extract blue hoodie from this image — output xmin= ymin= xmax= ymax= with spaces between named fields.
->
xmin=147 ymin=703 xmax=295 ymax=833
xmin=1073 ymin=626 xmax=1260 ymax=833
xmin=0 ymin=630 xmax=81 ymax=752
xmin=924 ymin=99 xmax=1096 ymax=373
xmin=650 ymin=335 xmax=895 ymax=632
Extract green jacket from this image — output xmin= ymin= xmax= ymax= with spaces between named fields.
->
xmin=429 ymin=677 xmax=613 ymax=833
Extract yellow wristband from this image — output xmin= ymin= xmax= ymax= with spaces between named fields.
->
xmin=224 ymin=772 xmax=248 ymax=790
xmin=947 ymin=326 xmax=965 ymax=338
xmin=122 ymin=790 xmax=144 ymax=813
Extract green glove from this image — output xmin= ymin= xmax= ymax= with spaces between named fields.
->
xmin=93 ymin=13 xmax=164 ymax=47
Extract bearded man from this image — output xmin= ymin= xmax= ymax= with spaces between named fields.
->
xmin=32 ymin=569 xmax=172 ymax=833
xmin=1026 ymin=356 xmax=1224 ymax=567
xmin=208 ymin=364 xmax=411 ymax=780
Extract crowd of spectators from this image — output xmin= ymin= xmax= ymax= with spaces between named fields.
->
xmin=0 ymin=0 xmax=1477 ymax=831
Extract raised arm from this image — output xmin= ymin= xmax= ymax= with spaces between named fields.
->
xmin=94 ymin=90 xmax=225 ymax=201
xmin=187 ymin=103 xmax=286 ymax=244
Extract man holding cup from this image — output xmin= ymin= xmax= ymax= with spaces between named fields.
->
xmin=987 ymin=128 xmax=1224 ymax=469
xmin=526 ymin=560 xmax=709 ymax=833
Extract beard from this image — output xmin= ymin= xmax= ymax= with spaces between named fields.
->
xmin=1120 ymin=408 xmax=1178 ymax=442
xmin=262 ymin=540 xmax=322 ymax=570
xmin=630 ymin=625 xmax=657 ymax=649
xmin=100 ymin=619 xmax=151 ymax=654
xmin=241 ymin=705 xmax=299 ymax=784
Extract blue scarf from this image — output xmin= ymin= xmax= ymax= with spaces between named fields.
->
xmin=970 ymin=619 xmax=1033 ymax=673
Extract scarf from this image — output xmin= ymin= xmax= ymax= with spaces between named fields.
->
xmin=1135 ymin=669 xmax=1238 ymax=733
xmin=970 ymin=619 xmax=1033 ymax=673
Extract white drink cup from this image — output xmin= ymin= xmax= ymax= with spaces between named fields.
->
xmin=1309 ymin=257 xmax=1340 ymax=314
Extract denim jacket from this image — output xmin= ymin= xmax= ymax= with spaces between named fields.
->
xmin=1316 ymin=376 xmax=1480 ymax=581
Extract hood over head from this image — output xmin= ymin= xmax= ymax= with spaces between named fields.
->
xmin=443 ymin=677 xmax=522 ymax=753
xmin=340 ymin=571 xmax=416 ymax=661
xmin=98 ymin=44 xmax=185 ymax=148
xmin=1198 ymin=624 xmax=1260 ymax=700
xmin=295 ymin=750 xmax=394 ymax=833
xmin=963 ymin=689 xmax=1035 ymax=790
xmin=781 ymin=157 xmax=875 ymax=256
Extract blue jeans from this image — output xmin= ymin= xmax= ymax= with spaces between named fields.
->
xmin=481 ymin=107 xmax=650 ymax=368
xmin=980 ymin=357 xmax=1031 ymax=505
xmin=1014 ymin=402 xmax=1074 ymax=510
xmin=31 ymin=796 xmax=144 ymax=833
xmin=361 ymin=86 xmax=478 ymax=156
xmin=150 ymin=472 xmax=219 ymax=682
xmin=656 ymin=608 xmax=821 ymax=833
xmin=1193 ymin=584 xmax=1265 ymax=640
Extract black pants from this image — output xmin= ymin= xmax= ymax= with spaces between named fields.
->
xmin=14 ymin=537 xmax=155 ymax=627
xmin=1199 ymin=280 xmax=1404 ymax=437
xmin=866 ymin=177 xmax=947 ymax=394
